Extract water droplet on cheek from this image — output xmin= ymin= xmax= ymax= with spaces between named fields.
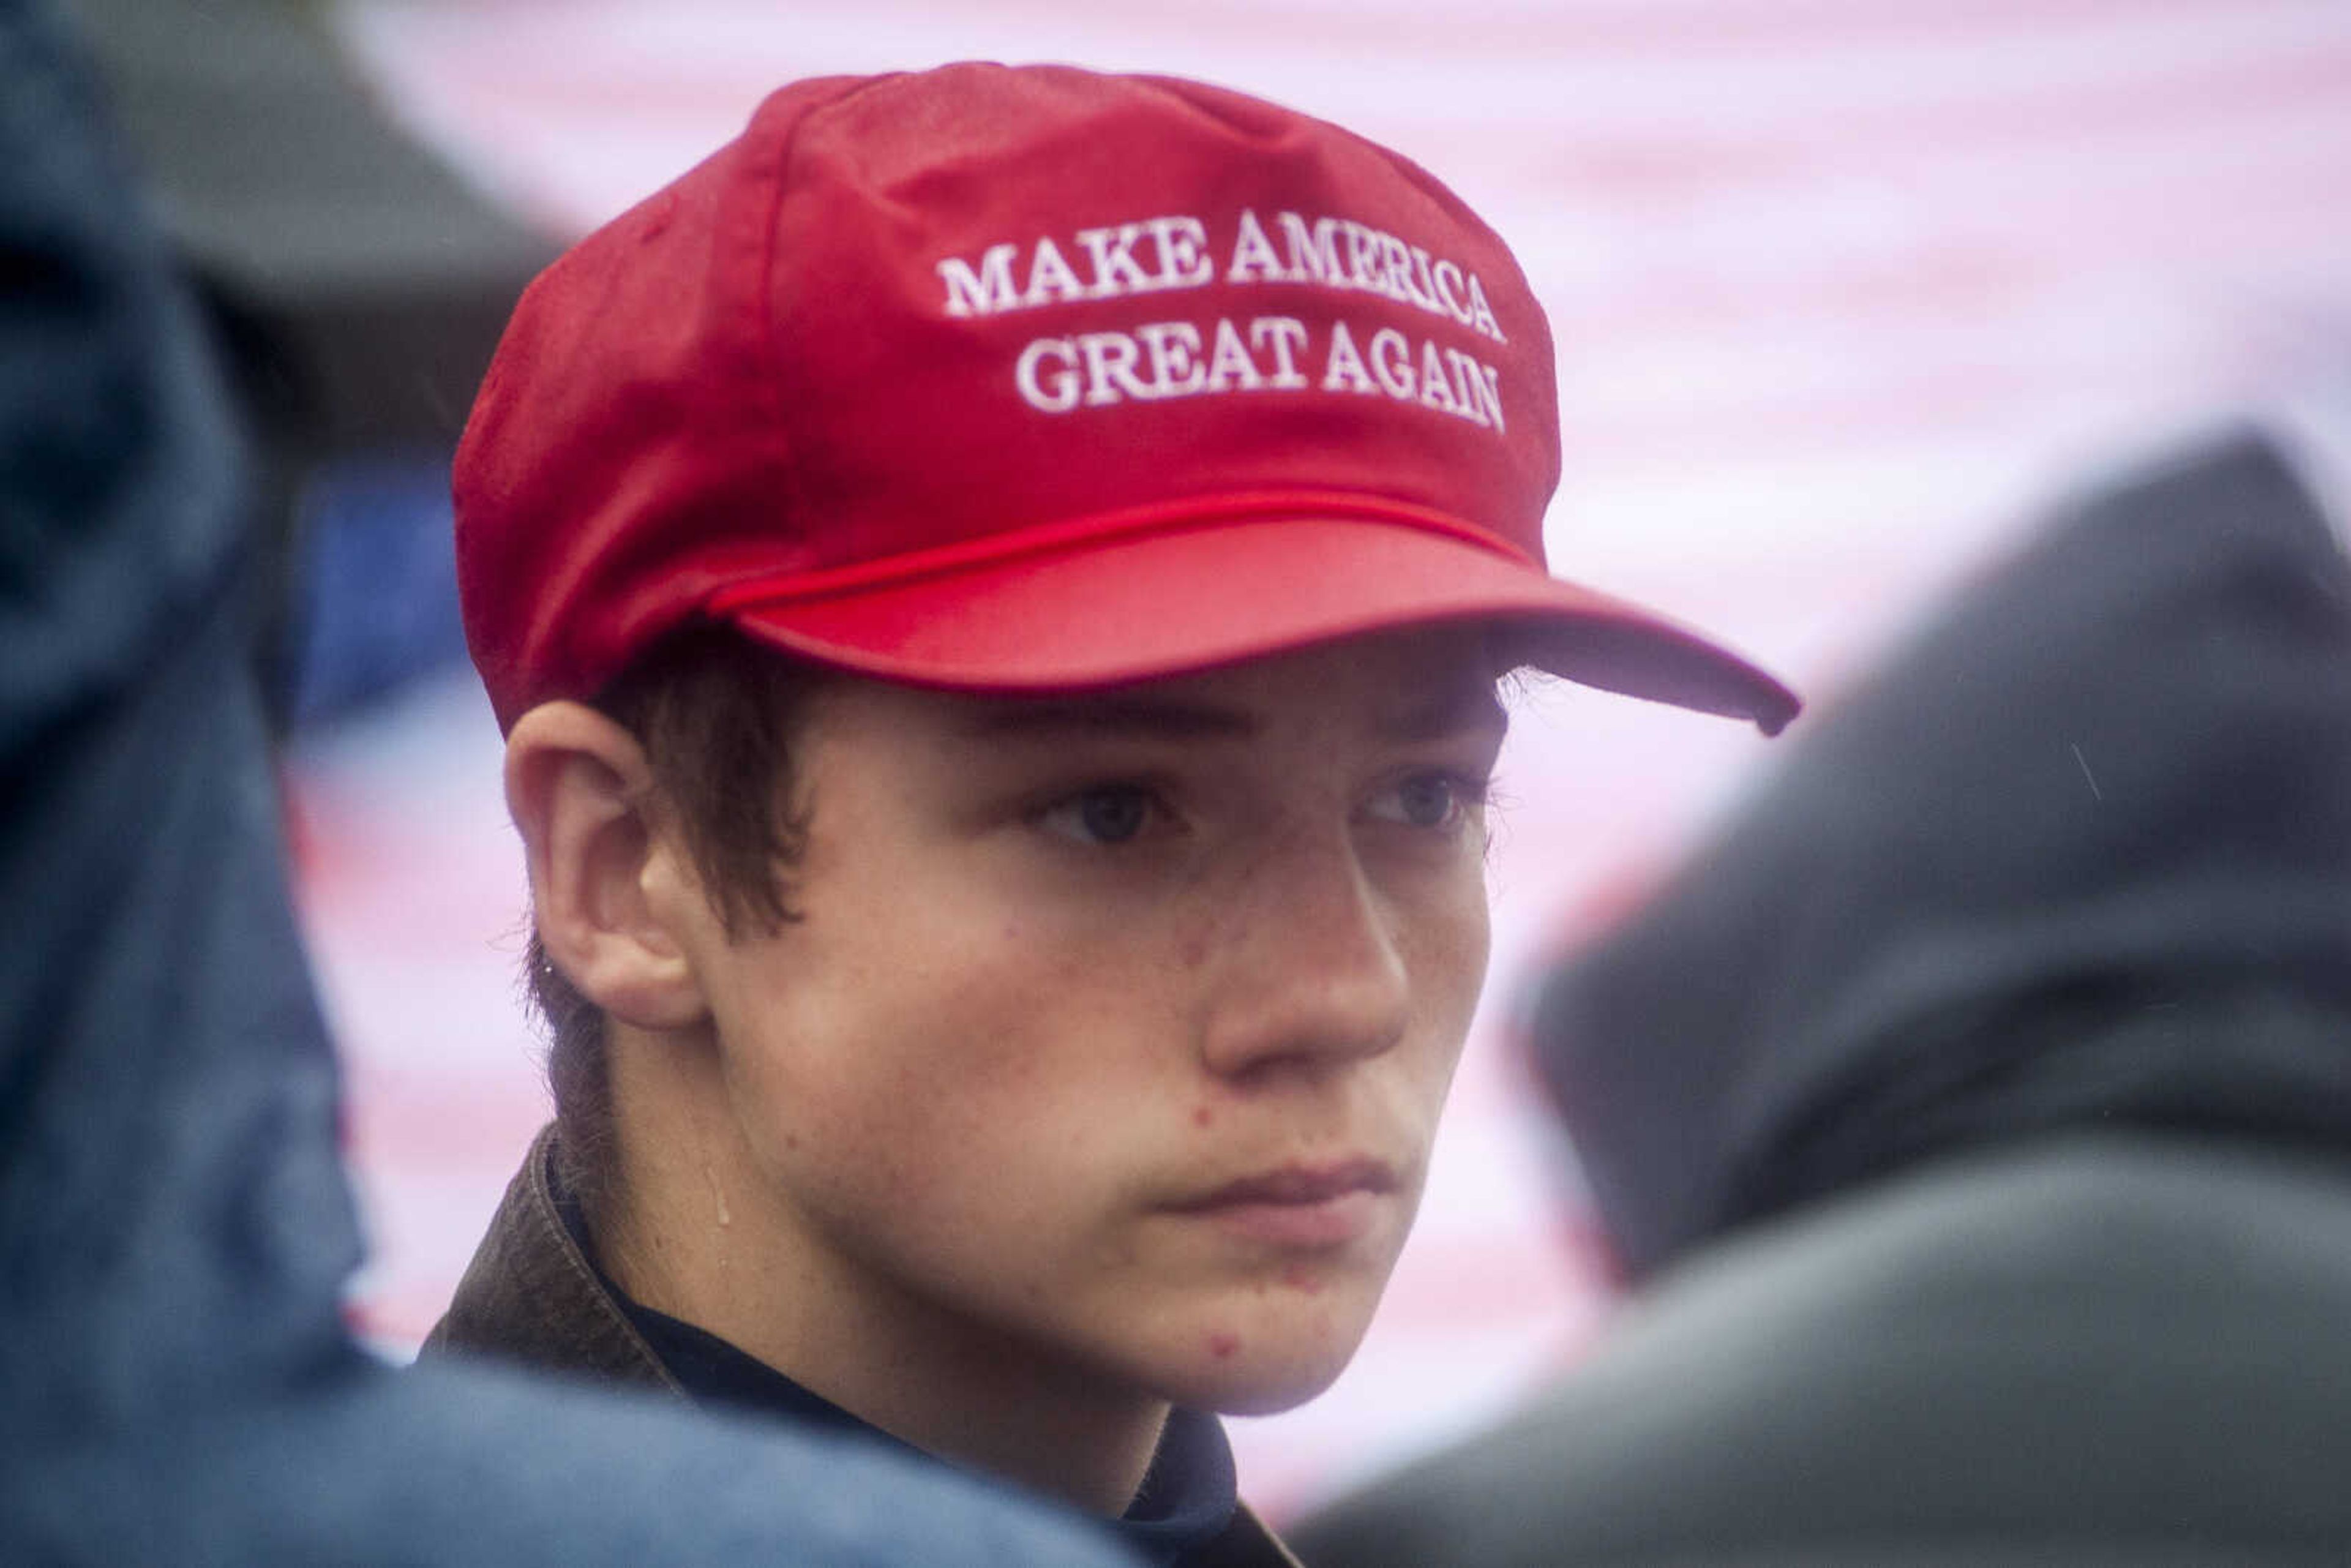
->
xmin=1208 ymin=1332 xmax=1240 ymax=1360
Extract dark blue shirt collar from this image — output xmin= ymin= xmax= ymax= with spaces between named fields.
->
xmin=560 ymin=1177 xmax=1239 ymax=1568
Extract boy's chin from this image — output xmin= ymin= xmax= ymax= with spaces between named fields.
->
xmin=1143 ymin=1324 xmax=1370 ymax=1418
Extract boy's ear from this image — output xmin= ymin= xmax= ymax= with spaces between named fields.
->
xmin=503 ymin=701 xmax=711 ymax=1032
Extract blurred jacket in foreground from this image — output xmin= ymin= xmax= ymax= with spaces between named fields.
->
xmin=0 ymin=5 xmax=1132 ymax=1563
xmin=1293 ymin=430 xmax=2351 ymax=1567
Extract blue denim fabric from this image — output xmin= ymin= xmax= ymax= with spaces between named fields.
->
xmin=0 ymin=4 xmax=1133 ymax=1561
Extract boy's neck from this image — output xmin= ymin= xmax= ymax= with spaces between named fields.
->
xmin=599 ymin=1021 xmax=1171 ymax=1515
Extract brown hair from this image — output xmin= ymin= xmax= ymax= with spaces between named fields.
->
xmin=527 ymin=626 xmax=820 ymax=1223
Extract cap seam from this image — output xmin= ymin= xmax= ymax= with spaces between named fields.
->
xmin=751 ymin=75 xmax=912 ymax=555
xmin=706 ymin=489 xmax=1537 ymax=609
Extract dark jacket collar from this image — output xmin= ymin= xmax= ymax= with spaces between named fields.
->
xmin=426 ymin=1125 xmax=1301 ymax=1568
xmin=424 ymin=1124 xmax=678 ymax=1394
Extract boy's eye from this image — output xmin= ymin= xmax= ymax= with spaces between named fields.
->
xmin=1368 ymin=771 xmax=1482 ymax=831
xmin=1038 ymin=784 xmax=1160 ymax=846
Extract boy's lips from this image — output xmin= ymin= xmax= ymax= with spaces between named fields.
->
xmin=1166 ymin=1158 xmax=1399 ymax=1248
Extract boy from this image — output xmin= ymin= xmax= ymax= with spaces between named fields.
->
xmin=427 ymin=62 xmax=1797 ymax=1567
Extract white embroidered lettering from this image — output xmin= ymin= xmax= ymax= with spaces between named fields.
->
xmin=1204 ymin=318 xmax=1265 ymax=392
xmin=1009 ymin=314 xmax=1500 ymax=432
xmin=1077 ymin=331 xmax=1155 ymax=404
xmin=1442 ymin=348 xmax=1490 ymax=428
xmin=1022 ymin=237 xmax=1089 ymax=308
xmin=1369 ymin=328 xmax=1416 ymax=399
xmin=950 ymin=214 xmax=1508 ymax=351
xmin=937 ymin=244 xmax=1021 ymax=317
xmin=1417 ymin=339 xmax=1461 ymax=415
xmin=1016 ymin=337 xmax=1082 ymax=412
xmin=1136 ymin=320 xmax=1207 ymax=396
xmin=1321 ymin=320 xmax=1377 ymax=394
xmin=1466 ymin=356 xmax=1504 ymax=430
xmin=1406 ymin=246 xmax=1440 ymax=313
xmin=1466 ymin=273 xmax=1505 ymax=343
xmin=1467 ymin=357 xmax=1504 ymax=430
xmin=1277 ymin=212 xmax=1344 ymax=285
xmin=1381 ymin=234 xmax=1432 ymax=311
xmin=1225 ymin=209 xmax=1286 ymax=284
xmin=1346 ymin=222 xmax=1388 ymax=294
xmin=1430 ymin=260 xmax=1471 ymax=326
xmin=1147 ymin=216 xmax=1214 ymax=290
xmin=1251 ymin=317 xmax=1310 ymax=388
xmin=1075 ymin=223 xmax=1155 ymax=299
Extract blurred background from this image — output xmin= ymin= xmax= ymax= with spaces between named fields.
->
xmin=69 ymin=0 xmax=2351 ymax=1521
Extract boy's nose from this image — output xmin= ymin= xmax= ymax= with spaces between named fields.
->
xmin=1198 ymin=831 xmax=1411 ymax=1079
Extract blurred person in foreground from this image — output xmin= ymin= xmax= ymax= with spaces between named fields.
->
xmin=417 ymin=60 xmax=1797 ymax=1568
xmin=1291 ymin=427 xmax=2351 ymax=1567
xmin=0 ymin=4 xmax=1147 ymax=1562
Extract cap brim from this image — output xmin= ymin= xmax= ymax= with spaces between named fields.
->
xmin=721 ymin=516 xmax=1799 ymax=734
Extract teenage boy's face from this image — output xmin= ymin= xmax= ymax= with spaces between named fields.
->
xmin=685 ymin=625 xmax=1506 ymax=1415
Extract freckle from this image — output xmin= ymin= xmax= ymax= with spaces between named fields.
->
xmin=1209 ymin=1332 xmax=1240 ymax=1359
xmin=1192 ymin=1105 xmax=1214 ymax=1128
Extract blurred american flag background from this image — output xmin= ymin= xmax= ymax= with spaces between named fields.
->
xmin=285 ymin=0 xmax=2351 ymax=1519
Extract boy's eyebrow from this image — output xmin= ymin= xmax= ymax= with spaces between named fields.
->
xmin=1381 ymin=682 xmax=1510 ymax=745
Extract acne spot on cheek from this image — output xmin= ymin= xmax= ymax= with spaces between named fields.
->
xmin=1281 ymin=1263 xmax=1324 ymax=1296
xmin=1209 ymin=1332 xmax=1240 ymax=1360
xmin=1191 ymin=1105 xmax=1214 ymax=1129
xmin=1178 ymin=932 xmax=1209 ymax=971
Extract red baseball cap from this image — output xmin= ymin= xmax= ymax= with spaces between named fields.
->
xmin=456 ymin=63 xmax=1799 ymax=735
